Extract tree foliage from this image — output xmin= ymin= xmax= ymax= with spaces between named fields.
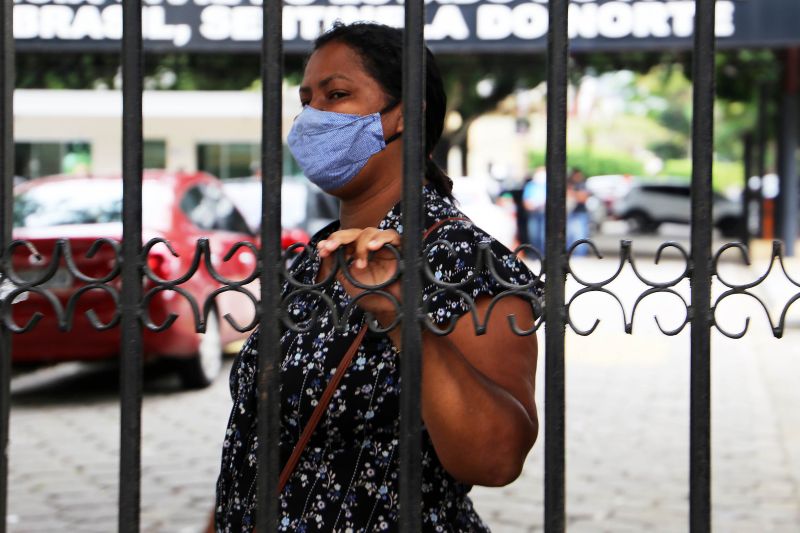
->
xmin=15 ymin=47 xmax=781 ymax=167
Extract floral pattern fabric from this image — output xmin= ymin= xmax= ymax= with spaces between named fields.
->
xmin=215 ymin=185 xmax=541 ymax=532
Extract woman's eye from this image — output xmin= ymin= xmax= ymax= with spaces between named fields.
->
xmin=329 ymin=91 xmax=348 ymax=100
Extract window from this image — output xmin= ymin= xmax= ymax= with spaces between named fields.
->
xmin=14 ymin=141 xmax=91 ymax=179
xmin=144 ymin=140 xmax=167 ymax=169
xmin=14 ymin=179 xmax=172 ymax=230
xmin=214 ymin=191 xmax=252 ymax=234
xmin=196 ymin=142 xmax=303 ymax=180
xmin=197 ymin=143 xmax=255 ymax=181
xmin=180 ymin=184 xmax=251 ymax=235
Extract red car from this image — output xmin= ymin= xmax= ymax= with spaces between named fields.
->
xmin=8 ymin=171 xmax=308 ymax=388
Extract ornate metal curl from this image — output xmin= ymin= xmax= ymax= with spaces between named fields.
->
xmin=280 ymin=287 xmax=340 ymax=334
xmin=422 ymin=239 xmax=483 ymax=289
xmin=2 ymin=286 xmax=64 ymax=333
xmin=1 ymin=239 xmax=121 ymax=333
xmin=711 ymin=240 xmax=800 ymax=339
xmin=565 ymin=239 xmax=692 ymax=336
xmin=63 ymin=284 xmax=121 ymax=331
xmin=140 ymin=237 xmax=260 ymax=333
xmin=421 ymin=287 xmax=481 ymax=336
xmin=3 ymin=235 xmax=798 ymax=341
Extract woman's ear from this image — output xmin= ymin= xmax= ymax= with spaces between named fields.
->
xmin=383 ymin=103 xmax=403 ymax=138
xmin=394 ymin=100 xmax=427 ymax=135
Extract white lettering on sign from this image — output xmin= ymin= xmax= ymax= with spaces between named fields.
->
xmin=475 ymin=5 xmax=510 ymax=40
xmin=13 ymin=4 xmax=191 ymax=45
xmin=71 ymin=5 xmax=106 ymax=39
xmin=330 ymin=0 xmax=393 ymax=5
xmin=13 ymin=5 xmax=40 ymax=39
xmin=199 ymin=5 xmax=263 ymax=41
xmin=597 ymin=1 xmax=634 ymax=39
xmin=570 ymin=3 xmax=599 ymax=39
xmin=476 ymin=3 xmax=554 ymax=41
xmin=144 ymin=6 xmax=192 ymax=45
xmin=425 ymin=5 xmax=469 ymax=40
xmin=631 ymin=1 xmax=671 ymax=38
xmin=563 ymin=0 xmax=735 ymax=41
xmin=667 ymin=1 xmax=695 ymax=38
xmin=199 ymin=5 xmax=230 ymax=40
xmin=282 ymin=5 xmax=404 ymax=40
xmin=12 ymin=0 xmax=738 ymax=46
xmin=715 ymin=0 xmax=735 ymax=38
xmin=513 ymin=3 xmax=549 ymax=40
xmin=38 ymin=5 xmax=73 ymax=39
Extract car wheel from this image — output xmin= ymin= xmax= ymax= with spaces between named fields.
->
xmin=178 ymin=310 xmax=223 ymax=390
xmin=627 ymin=211 xmax=658 ymax=234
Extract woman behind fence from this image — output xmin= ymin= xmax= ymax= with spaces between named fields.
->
xmin=211 ymin=22 xmax=541 ymax=532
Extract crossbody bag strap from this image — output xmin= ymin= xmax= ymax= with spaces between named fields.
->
xmin=276 ymin=215 xmax=470 ymax=495
xmin=277 ymin=324 xmax=367 ymax=493
xmin=422 ymin=216 xmax=470 ymax=240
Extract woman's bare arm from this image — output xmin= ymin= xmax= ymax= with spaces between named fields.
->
xmin=384 ymin=295 xmax=538 ymax=486
xmin=318 ymin=228 xmax=540 ymax=486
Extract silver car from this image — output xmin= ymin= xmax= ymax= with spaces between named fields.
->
xmin=613 ymin=181 xmax=742 ymax=237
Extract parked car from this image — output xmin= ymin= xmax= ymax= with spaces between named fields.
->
xmin=451 ymin=176 xmax=517 ymax=249
xmin=585 ymin=174 xmax=637 ymax=216
xmin=222 ymin=174 xmax=338 ymax=238
xmin=613 ymin=181 xmax=742 ymax=236
xmin=8 ymin=171 xmax=304 ymax=388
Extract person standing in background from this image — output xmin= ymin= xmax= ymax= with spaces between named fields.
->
xmin=523 ymin=167 xmax=546 ymax=255
xmin=506 ymin=173 xmax=531 ymax=247
xmin=566 ymin=168 xmax=590 ymax=256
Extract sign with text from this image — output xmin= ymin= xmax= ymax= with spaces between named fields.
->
xmin=12 ymin=0 xmax=800 ymax=54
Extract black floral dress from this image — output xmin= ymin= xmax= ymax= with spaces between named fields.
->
xmin=215 ymin=185 xmax=541 ymax=532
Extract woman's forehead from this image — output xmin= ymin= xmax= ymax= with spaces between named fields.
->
xmin=302 ymin=42 xmax=370 ymax=87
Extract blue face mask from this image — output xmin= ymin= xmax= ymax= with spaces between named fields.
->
xmin=287 ymin=103 xmax=401 ymax=192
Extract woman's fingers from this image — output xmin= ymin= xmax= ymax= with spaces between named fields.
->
xmin=318 ymin=228 xmax=401 ymax=266
xmin=352 ymin=228 xmax=381 ymax=269
xmin=354 ymin=229 xmax=400 ymax=269
xmin=316 ymin=229 xmax=363 ymax=258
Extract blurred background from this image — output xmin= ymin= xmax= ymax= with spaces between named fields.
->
xmin=6 ymin=1 xmax=800 ymax=532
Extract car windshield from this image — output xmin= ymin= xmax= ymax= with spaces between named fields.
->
xmin=13 ymin=179 xmax=172 ymax=230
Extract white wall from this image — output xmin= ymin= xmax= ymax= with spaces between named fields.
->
xmin=14 ymin=89 xmax=302 ymax=175
xmin=467 ymin=113 xmax=542 ymax=184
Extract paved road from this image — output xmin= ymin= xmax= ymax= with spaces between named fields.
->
xmin=472 ymin=255 xmax=800 ymax=533
xmin=5 ymin=256 xmax=800 ymax=532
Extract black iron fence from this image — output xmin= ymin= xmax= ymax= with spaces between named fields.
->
xmin=0 ymin=1 xmax=798 ymax=533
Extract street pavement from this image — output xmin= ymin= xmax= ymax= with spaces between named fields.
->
xmin=5 ymin=242 xmax=800 ymax=532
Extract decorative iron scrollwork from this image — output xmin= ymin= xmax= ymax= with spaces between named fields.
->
xmin=1 ymin=237 xmax=797 ymax=339
xmin=712 ymin=241 xmax=800 ymax=339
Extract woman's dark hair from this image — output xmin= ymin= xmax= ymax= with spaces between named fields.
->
xmin=313 ymin=22 xmax=453 ymax=198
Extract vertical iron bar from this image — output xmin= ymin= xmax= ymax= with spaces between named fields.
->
xmin=778 ymin=49 xmax=798 ymax=256
xmin=742 ymin=134 xmax=753 ymax=246
xmin=256 ymin=1 xmax=283 ymax=530
xmin=544 ymin=0 xmax=568 ymax=531
xmin=119 ymin=0 xmax=144 ymax=531
xmin=756 ymin=84 xmax=768 ymax=238
xmin=0 ymin=2 xmax=13 ymax=532
xmin=689 ymin=0 xmax=715 ymax=532
xmin=399 ymin=1 xmax=425 ymax=531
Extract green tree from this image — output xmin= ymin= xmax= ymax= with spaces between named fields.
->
xmin=16 ymin=47 xmax=781 ymax=170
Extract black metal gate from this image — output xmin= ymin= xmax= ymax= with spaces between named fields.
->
xmin=0 ymin=1 xmax=797 ymax=533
